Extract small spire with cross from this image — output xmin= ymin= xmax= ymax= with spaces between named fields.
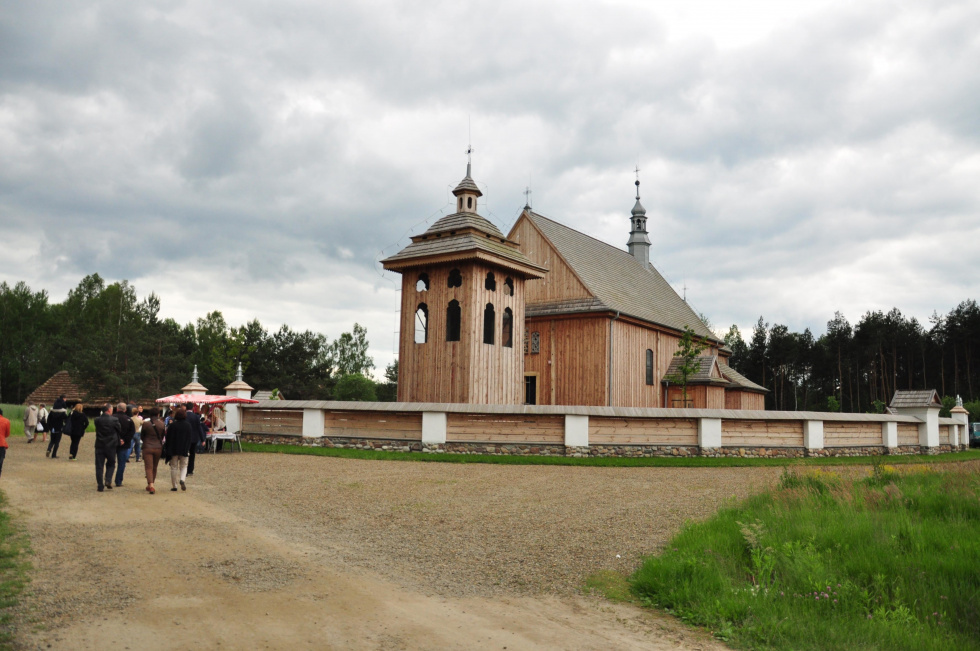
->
xmin=523 ymin=186 xmax=532 ymax=210
xmin=634 ymin=164 xmax=641 ymax=200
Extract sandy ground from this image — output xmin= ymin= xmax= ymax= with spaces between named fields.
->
xmin=2 ymin=439 xmax=779 ymax=650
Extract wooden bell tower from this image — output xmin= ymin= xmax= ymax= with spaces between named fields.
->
xmin=382 ymin=163 xmax=547 ymax=404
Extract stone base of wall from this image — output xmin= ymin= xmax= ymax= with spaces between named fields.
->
xmin=444 ymin=442 xmax=565 ymax=456
xmin=809 ymin=446 xmax=887 ymax=458
xmin=717 ymin=447 xmax=805 ymax=458
xmin=589 ymin=445 xmax=701 ymax=458
xmin=241 ymin=434 xmax=965 ymax=459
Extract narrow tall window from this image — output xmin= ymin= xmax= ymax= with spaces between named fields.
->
xmin=483 ymin=303 xmax=495 ymax=345
xmin=415 ymin=304 xmax=428 ymax=344
xmin=530 ymin=332 xmax=540 ymax=354
xmin=504 ymin=277 xmax=514 ymax=296
xmin=645 ymin=349 xmax=654 ymax=385
xmin=416 ymin=273 xmax=429 ymax=292
xmin=446 ymin=300 xmax=461 ymax=342
xmin=485 ymin=272 xmax=496 ymax=291
xmin=502 ymin=308 xmax=513 ymax=348
xmin=467 ymin=196 xmax=473 ymax=210
xmin=448 ymin=268 xmax=462 ymax=288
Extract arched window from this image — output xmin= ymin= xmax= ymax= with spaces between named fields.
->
xmin=448 ymin=268 xmax=462 ymax=288
xmin=467 ymin=196 xmax=473 ymax=210
xmin=645 ymin=349 xmax=654 ymax=385
xmin=502 ymin=308 xmax=513 ymax=348
xmin=416 ymin=273 xmax=429 ymax=292
xmin=483 ymin=303 xmax=495 ymax=345
xmin=446 ymin=300 xmax=461 ymax=342
xmin=485 ymin=272 xmax=496 ymax=291
xmin=504 ymin=277 xmax=514 ymax=296
xmin=415 ymin=304 xmax=428 ymax=343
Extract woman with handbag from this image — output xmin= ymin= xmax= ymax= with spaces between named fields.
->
xmin=67 ymin=403 xmax=89 ymax=460
xmin=36 ymin=403 xmax=48 ymax=443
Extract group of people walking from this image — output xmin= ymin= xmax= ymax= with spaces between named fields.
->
xmin=93 ymin=402 xmax=209 ymax=493
xmin=22 ymin=397 xmax=90 ymax=459
xmin=21 ymin=396 xmax=209 ymax=493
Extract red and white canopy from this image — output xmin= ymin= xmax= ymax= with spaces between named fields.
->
xmin=155 ymin=394 xmax=259 ymax=405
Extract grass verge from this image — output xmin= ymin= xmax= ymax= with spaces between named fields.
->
xmin=629 ymin=463 xmax=980 ymax=650
xmin=0 ymin=491 xmax=31 ymax=649
xmin=241 ymin=441 xmax=980 ymax=468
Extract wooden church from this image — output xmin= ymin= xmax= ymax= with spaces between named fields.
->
xmin=382 ymin=163 xmax=766 ymax=409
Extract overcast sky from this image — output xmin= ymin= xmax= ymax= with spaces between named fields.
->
xmin=2 ymin=0 xmax=978 ymax=378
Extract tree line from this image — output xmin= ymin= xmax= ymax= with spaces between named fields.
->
xmin=722 ymin=301 xmax=980 ymax=419
xmin=0 ymin=275 xmax=396 ymax=404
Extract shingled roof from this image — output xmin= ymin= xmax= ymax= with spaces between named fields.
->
xmin=24 ymin=370 xmax=113 ymax=407
xmin=663 ymin=356 xmax=727 ymax=385
xmin=890 ymin=389 xmax=941 ymax=409
xmin=382 ymin=211 xmax=547 ymax=277
xmin=520 ymin=211 xmax=719 ymax=343
xmin=719 ymin=361 xmax=768 ymax=393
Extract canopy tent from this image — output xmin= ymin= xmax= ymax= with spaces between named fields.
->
xmin=155 ymin=394 xmax=259 ymax=406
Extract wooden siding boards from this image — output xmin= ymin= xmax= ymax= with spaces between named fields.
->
xmin=722 ymin=420 xmax=804 ymax=447
xmin=824 ymin=422 xmax=881 ymax=447
xmin=324 ymin=410 xmax=422 ymax=440
xmin=242 ymin=409 xmax=303 ymax=435
xmin=525 ymin=315 xmax=609 ymax=406
xmin=609 ymin=319 xmax=661 ymax=408
xmin=446 ymin=413 xmax=564 ymax=444
xmin=939 ymin=425 xmax=951 ymax=445
xmin=897 ymin=423 xmax=920 ymax=446
xmin=398 ymin=262 xmax=524 ymax=404
xmin=589 ymin=417 xmax=697 ymax=445
xmin=509 ymin=216 xmax=592 ymax=303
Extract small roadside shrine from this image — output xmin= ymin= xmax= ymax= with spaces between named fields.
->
xmin=156 ymin=366 xmax=258 ymax=451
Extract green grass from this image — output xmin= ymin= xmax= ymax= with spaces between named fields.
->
xmin=0 ymin=491 xmax=31 ymax=648
xmin=241 ymin=441 xmax=980 ymax=468
xmin=629 ymin=463 xmax=980 ymax=650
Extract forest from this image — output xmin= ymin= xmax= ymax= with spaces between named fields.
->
xmin=2 ymin=274 xmax=978 ymax=419
xmin=0 ymin=274 xmax=395 ymax=405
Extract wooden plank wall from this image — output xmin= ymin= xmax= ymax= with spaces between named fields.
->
xmin=446 ymin=413 xmax=564 ymax=444
xmin=939 ymin=425 xmax=951 ymax=445
xmin=397 ymin=261 xmax=524 ymax=404
xmin=510 ymin=216 xmax=592 ymax=303
xmin=324 ymin=411 xmax=422 ymax=440
xmin=824 ymin=422 xmax=881 ymax=447
xmin=525 ymin=316 xmax=609 ymax=406
xmin=609 ymin=320 xmax=660 ymax=408
xmin=897 ymin=423 xmax=919 ymax=446
xmin=241 ymin=409 xmax=303 ymax=435
xmin=589 ymin=417 xmax=697 ymax=445
xmin=723 ymin=420 xmax=803 ymax=447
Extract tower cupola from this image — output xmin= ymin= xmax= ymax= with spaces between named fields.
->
xmin=452 ymin=160 xmax=483 ymax=214
xmin=627 ymin=177 xmax=651 ymax=268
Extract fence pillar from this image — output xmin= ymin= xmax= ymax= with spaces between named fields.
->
xmin=224 ymin=371 xmax=254 ymax=434
xmin=698 ymin=418 xmax=722 ymax=449
xmin=564 ymin=414 xmax=589 ymax=448
xmin=951 ymin=403 xmax=969 ymax=450
xmin=803 ymin=420 xmax=824 ymax=451
xmin=422 ymin=412 xmax=447 ymax=445
xmin=881 ymin=421 xmax=898 ymax=449
xmin=302 ymin=409 xmax=324 ymax=438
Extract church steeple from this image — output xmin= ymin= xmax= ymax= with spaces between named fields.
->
xmin=627 ymin=174 xmax=651 ymax=268
xmin=453 ymin=148 xmax=483 ymax=214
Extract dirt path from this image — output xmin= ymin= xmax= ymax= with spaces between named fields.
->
xmin=3 ymin=440 xmax=775 ymax=650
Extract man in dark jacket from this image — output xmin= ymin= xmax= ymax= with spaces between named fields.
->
xmin=94 ymin=405 xmax=122 ymax=492
xmin=185 ymin=403 xmax=207 ymax=476
xmin=46 ymin=395 xmax=69 ymax=459
xmin=113 ymin=402 xmax=136 ymax=487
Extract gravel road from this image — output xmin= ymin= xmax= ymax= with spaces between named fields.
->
xmin=3 ymin=439 xmax=780 ymax=650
